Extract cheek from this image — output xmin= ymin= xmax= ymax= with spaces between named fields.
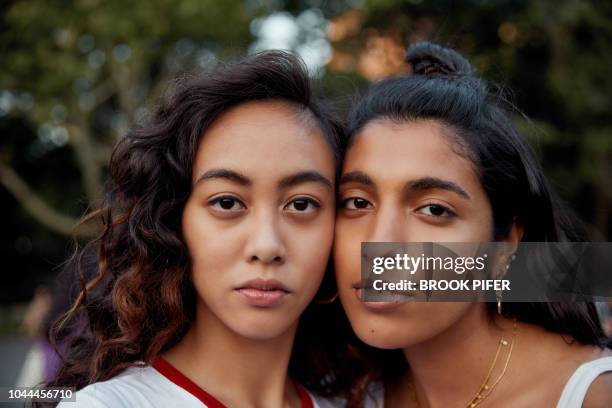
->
xmin=450 ymin=219 xmax=493 ymax=242
xmin=407 ymin=224 xmax=483 ymax=242
xmin=458 ymin=199 xmax=495 ymax=241
xmin=333 ymin=226 xmax=367 ymax=333
xmin=406 ymin=214 xmax=493 ymax=242
xmin=333 ymin=219 xmax=362 ymax=282
xmin=288 ymin=213 xmax=335 ymax=288
xmin=182 ymin=203 xmax=242 ymax=284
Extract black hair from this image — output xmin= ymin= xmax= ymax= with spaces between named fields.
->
xmin=341 ymin=41 xmax=610 ymax=405
xmin=349 ymin=42 xmax=580 ymax=242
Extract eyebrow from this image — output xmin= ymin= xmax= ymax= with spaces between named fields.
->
xmin=339 ymin=171 xmax=375 ymax=187
xmin=278 ymin=171 xmax=333 ymax=190
xmin=405 ymin=177 xmax=470 ymax=200
xmin=194 ymin=169 xmax=251 ymax=187
xmin=194 ymin=168 xmax=332 ymax=190
xmin=339 ymin=171 xmax=470 ymax=200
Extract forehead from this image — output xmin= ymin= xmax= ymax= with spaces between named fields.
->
xmin=344 ymin=119 xmax=480 ymax=188
xmin=192 ymin=100 xmax=334 ymax=180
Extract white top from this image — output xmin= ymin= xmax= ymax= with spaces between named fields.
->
xmin=556 ymin=356 xmax=612 ymax=408
xmin=360 ymin=356 xmax=612 ymax=408
xmin=57 ymin=358 xmax=340 ymax=408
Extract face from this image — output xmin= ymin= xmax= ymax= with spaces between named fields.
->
xmin=334 ymin=119 xmax=496 ymax=349
xmin=182 ymin=100 xmax=335 ymax=341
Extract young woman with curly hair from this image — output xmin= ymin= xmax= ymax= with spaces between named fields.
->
xmin=49 ymin=50 xmax=346 ymax=408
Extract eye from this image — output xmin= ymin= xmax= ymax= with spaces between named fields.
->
xmin=342 ymin=197 xmax=372 ymax=210
xmin=416 ymin=204 xmax=455 ymax=218
xmin=284 ymin=197 xmax=320 ymax=213
xmin=209 ymin=196 xmax=246 ymax=211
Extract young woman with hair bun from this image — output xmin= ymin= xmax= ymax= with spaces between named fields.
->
xmin=334 ymin=42 xmax=612 ymax=407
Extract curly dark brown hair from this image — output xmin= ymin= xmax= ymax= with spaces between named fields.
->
xmin=44 ymin=50 xmax=349 ymax=402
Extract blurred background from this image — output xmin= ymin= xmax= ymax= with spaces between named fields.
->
xmin=1 ymin=0 xmax=611 ymax=391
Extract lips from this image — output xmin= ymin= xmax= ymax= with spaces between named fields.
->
xmin=351 ymin=280 xmax=411 ymax=311
xmin=235 ymin=278 xmax=291 ymax=307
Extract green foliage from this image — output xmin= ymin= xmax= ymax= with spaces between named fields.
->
xmin=1 ymin=0 xmax=253 ymax=131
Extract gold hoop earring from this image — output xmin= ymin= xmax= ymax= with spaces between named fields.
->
xmin=315 ymin=292 xmax=338 ymax=305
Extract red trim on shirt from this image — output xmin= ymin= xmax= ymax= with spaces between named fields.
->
xmin=294 ymin=382 xmax=314 ymax=408
xmin=152 ymin=357 xmax=314 ymax=408
xmin=152 ymin=357 xmax=226 ymax=408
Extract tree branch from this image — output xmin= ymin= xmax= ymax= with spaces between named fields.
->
xmin=65 ymin=122 xmax=103 ymax=206
xmin=0 ymin=161 xmax=96 ymax=238
xmin=109 ymin=60 xmax=138 ymax=127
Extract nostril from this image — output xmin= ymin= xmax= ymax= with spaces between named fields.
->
xmin=249 ymin=255 xmax=284 ymax=264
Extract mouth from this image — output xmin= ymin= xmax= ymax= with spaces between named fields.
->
xmin=235 ymin=278 xmax=291 ymax=307
xmin=351 ymin=280 xmax=411 ymax=311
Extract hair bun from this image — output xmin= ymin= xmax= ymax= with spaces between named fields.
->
xmin=406 ymin=42 xmax=474 ymax=78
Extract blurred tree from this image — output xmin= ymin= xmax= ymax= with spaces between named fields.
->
xmin=0 ymin=0 xmax=254 ymax=238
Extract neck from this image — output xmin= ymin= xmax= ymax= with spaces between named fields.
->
xmin=162 ymin=300 xmax=300 ymax=408
xmin=396 ymin=306 xmax=514 ymax=408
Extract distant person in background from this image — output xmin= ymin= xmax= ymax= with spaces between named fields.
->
xmin=15 ymin=266 xmax=81 ymax=388
xmin=15 ymin=286 xmax=53 ymax=388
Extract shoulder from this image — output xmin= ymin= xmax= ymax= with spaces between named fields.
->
xmin=56 ymin=364 xmax=201 ymax=408
xmin=57 ymin=366 xmax=154 ymax=408
xmin=56 ymin=389 xmax=114 ymax=408
xmin=582 ymin=366 xmax=612 ymax=408
xmin=558 ymin=353 xmax=612 ymax=408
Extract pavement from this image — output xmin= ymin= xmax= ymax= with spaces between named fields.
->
xmin=0 ymin=337 xmax=33 ymax=408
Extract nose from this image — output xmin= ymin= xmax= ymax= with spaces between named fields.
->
xmin=244 ymin=208 xmax=286 ymax=265
xmin=368 ymin=203 xmax=406 ymax=243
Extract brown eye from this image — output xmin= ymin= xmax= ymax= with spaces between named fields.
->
xmin=342 ymin=197 xmax=372 ymax=210
xmin=209 ymin=196 xmax=246 ymax=211
xmin=219 ymin=198 xmax=236 ymax=210
xmin=285 ymin=197 xmax=320 ymax=213
xmin=417 ymin=204 xmax=454 ymax=218
xmin=293 ymin=199 xmax=308 ymax=211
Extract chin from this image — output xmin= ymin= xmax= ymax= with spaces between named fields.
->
xmin=227 ymin=314 xmax=297 ymax=341
xmin=351 ymin=319 xmax=410 ymax=349
xmin=347 ymin=310 xmax=434 ymax=350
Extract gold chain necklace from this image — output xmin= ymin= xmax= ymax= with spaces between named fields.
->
xmin=409 ymin=319 xmax=518 ymax=408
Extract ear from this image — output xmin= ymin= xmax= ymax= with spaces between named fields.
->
xmin=494 ymin=217 xmax=525 ymax=276
xmin=505 ymin=217 xmax=524 ymax=248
